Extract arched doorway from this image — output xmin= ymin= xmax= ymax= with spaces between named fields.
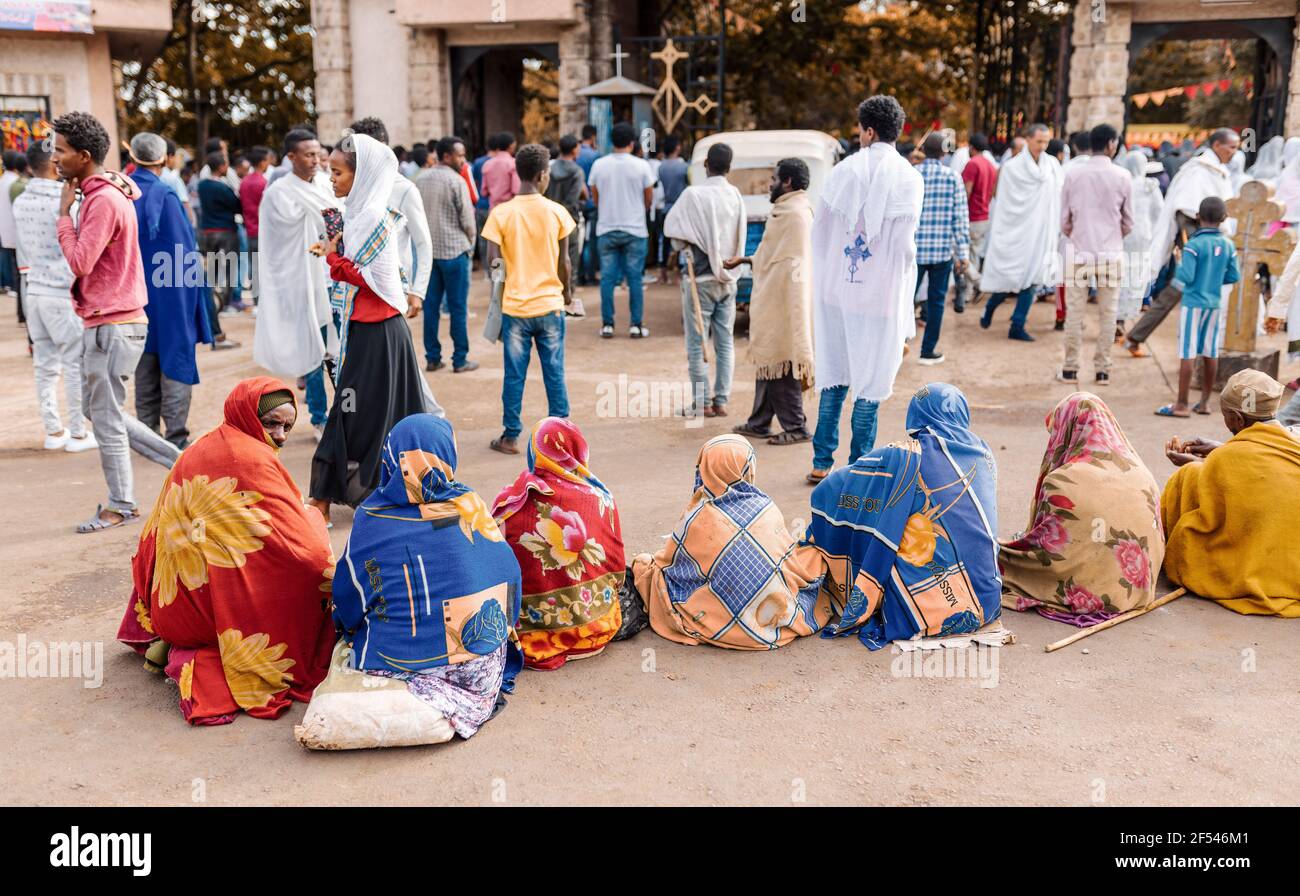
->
xmin=451 ymin=43 xmax=559 ymax=157
xmin=1127 ymin=18 xmax=1292 ymax=156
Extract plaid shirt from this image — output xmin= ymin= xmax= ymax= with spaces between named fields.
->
xmin=915 ymin=158 xmax=970 ymax=265
xmin=415 ymin=166 xmax=477 ymax=260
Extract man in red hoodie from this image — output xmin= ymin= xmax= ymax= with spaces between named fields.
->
xmin=52 ymin=112 xmax=182 ymax=533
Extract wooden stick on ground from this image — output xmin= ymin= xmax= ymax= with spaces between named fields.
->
xmin=1044 ymin=588 xmax=1187 ymax=653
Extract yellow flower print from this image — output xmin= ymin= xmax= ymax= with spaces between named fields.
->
xmin=134 ymin=598 xmax=154 ymax=635
xmin=217 ymin=629 xmax=295 ymax=709
xmin=146 ymin=475 xmax=272 ymax=607
xmin=178 ymin=660 xmax=194 ymax=700
xmin=450 ymin=492 xmax=504 ymax=543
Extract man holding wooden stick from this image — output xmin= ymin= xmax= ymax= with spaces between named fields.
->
xmin=663 ymin=142 xmax=746 ymax=419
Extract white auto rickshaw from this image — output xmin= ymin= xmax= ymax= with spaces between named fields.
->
xmin=686 ymin=129 xmax=843 ymax=306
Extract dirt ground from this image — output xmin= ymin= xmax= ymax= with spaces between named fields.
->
xmin=1 ymin=277 xmax=1296 ymax=806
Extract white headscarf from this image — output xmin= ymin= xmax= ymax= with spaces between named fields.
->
xmin=341 ymin=132 xmax=408 ymax=314
xmin=1246 ymin=135 xmax=1284 ymax=183
xmin=1275 ymin=139 xmax=1300 ymax=223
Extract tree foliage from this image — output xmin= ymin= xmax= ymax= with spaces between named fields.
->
xmin=120 ymin=0 xmax=314 ymax=151
xmin=662 ymin=1 xmax=979 ymax=141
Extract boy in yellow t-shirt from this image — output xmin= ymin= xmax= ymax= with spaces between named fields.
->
xmin=482 ymin=143 xmax=576 ymax=454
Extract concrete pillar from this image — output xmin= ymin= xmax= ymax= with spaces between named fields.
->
xmin=408 ymin=28 xmax=450 ymax=142
xmin=1066 ymin=0 xmax=1131 ymax=133
xmin=558 ymin=22 xmax=593 ymax=136
xmin=311 ymin=0 xmax=353 ymax=142
xmin=1287 ymin=12 xmax=1300 ymax=137
xmin=590 ymin=0 xmax=614 ymax=83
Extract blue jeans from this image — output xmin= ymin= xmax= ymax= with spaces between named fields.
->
xmin=501 ymin=311 xmax=568 ymax=439
xmin=304 ymin=321 xmax=334 ymax=426
xmin=424 ymin=253 xmax=471 ymax=367
xmin=580 ymin=205 xmax=598 ymax=283
xmin=916 ymin=260 xmax=953 ymax=356
xmin=598 ymin=230 xmax=647 ymax=327
xmin=681 ymin=278 xmax=736 ymax=407
xmin=811 ymin=386 xmax=879 ymax=471
xmin=985 ymin=286 xmax=1036 ymax=331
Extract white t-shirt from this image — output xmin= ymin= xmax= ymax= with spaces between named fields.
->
xmin=588 ymin=151 xmax=654 ymax=237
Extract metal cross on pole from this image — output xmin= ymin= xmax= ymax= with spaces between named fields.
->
xmin=609 ymin=43 xmax=629 ymax=79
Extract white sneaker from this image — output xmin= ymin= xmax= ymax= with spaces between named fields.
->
xmin=630 ymin=325 xmax=650 ymax=338
xmin=43 ymin=431 xmax=69 ymax=451
xmin=600 ymin=325 xmax=614 ymax=339
xmin=65 ymin=433 xmax=98 ymax=453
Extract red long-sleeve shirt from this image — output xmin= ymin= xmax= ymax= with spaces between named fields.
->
xmin=327 ymin=251 xmax=400 ymax=322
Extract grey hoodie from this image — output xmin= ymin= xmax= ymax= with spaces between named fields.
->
xmin=545 ymin=158 xmax=586 ymax=218
xmin=12 ymin=177 xmax=74 ymax=298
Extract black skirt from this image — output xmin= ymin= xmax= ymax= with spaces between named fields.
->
xmin=310 ymin=314 xmax=429 ymax=505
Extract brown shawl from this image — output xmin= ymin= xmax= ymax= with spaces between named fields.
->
xmin=747 ymin=189 xmax=815 ymax=386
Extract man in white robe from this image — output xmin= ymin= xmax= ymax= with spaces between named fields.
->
xmin=978 ymin=123 xmax=1062 ymax=341
xmin=808 ymin=95 xmax=923 ymax=482
xmin=253 ymin=129 xmax=339 ymax=435
xmin=1124 ymin=128 xmax=1238 ymax=356
xmin=663 ymin=142 xmax=746 ymax=416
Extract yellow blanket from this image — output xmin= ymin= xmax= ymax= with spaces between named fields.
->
xmin=1161 ymin=422 xmax=1300 ymax=616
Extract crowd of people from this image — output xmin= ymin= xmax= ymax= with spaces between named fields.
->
xmin=0 ymin=96 xmax=1296 ymax=748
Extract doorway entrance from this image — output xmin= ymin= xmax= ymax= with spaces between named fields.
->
xmin=451 ymin=43 xmax=559 ymax=157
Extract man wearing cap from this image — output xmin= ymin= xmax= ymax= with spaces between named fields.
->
xmin=1162 ymin=369 xmax=1300 ymax=617
xmin=128 ymin=133 xmax=212 ymax=449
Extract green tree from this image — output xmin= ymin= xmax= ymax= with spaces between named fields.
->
xmin=120 ymin=0 xmax=314 ymax=152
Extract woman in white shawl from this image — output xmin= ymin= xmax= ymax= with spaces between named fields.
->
xmin=1246 ymin=135 xmax=1285 ymax=184
xmin=1272 ymin=138 xmax=1300 ymax=227
xmin=307 ymin=133 xmax=439 ymax=520
xmin=1116 ymin=152 xmax=1164 ymax=333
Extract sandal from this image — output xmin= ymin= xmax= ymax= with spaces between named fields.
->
xmin=75 ymin=504 xmax=139 ymax=534
xmin=1192 ymin=402 xmax=1211 ymax=415
xmin=806 ymin=468 xmax=830 ymax=485
xmin=1125 ymin=341 xmax=1148 ymax=358
xmin=732 ymin=424 xmax=773 ymax=438
xmin=1154 ymin=404 xmax=1190 ymax=418
xmin=769 ymin=431 xmax=811 ymax=446
xmin=490 ymin=436 xmax=520 ymax=455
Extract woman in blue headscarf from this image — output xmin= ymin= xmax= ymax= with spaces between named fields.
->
xmin=807 ymin=383 xmax=1001 ymax=649
xmin=332 ymin=414 xmax=522 ymax=737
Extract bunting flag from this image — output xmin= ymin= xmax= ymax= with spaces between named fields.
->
xmin=1129 ymin=76 xmax=1253 ymax=109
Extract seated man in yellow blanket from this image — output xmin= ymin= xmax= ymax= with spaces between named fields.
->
xmin=1163 ymin=369 xmax=1300 ymax=616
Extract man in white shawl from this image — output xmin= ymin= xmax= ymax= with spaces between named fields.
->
xmin=808 ymin=95 xmax=923 ymax=483
xmin=662 ymin=142 xmax=746 ymax=416
xmin=253 ymin=128 xmax=339 ymax=436
xmin=1123 ymin=128 xmax=1238 ymax=357
xmin=978 ymin=123 xmax=1061 ymax=341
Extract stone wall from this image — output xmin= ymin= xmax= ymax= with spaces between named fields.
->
xmin=1066 ymin=0 xmax=1131 ymax=133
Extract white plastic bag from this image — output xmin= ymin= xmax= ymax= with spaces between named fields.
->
xmin=294 ymin=641 xmax=454 ymax=750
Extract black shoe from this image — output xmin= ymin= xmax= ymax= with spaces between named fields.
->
xmin=426 ymin=360 xmax=445 ymax=372
xmin=1095 ymin=371 xmax=1110 ymax=386
xmin=1055 ymin=370 xmax=1078 ymax=383
xmin=953 ymin=298 xmax=965 ymax=314
xmin=1008 ymin=327 xmax=1035 ymax=342
xmin=979 ymin=312 xmax=992 ymax=330
xmin=1054 ymin=320 xmax=1065 ymax=331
